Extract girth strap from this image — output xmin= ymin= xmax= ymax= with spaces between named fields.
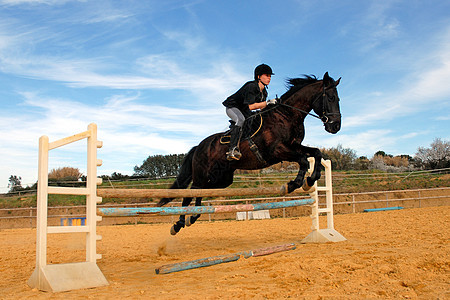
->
xmin=247 ymin=138 xmax=266 ymax=164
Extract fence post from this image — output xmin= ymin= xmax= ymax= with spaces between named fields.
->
xmin=30 ymin=207 xmax=33 ymax=228
xmin=208 ymin=202 xmax=211 ymax=222
xmin=352 ymin=194 xmax=355 ymax=214
xmin=245 ymin=200 xmax=249 ymax=220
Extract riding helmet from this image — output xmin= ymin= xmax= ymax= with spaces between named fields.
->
xmin=254 ymin=64 xmax=274 ymax=80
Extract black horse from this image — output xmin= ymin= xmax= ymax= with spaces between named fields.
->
xmin=158 ymin=72 xmax=341 ymax=235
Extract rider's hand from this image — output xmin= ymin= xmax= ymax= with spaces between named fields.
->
xmin=267 ymin=98 xmax=277 ymax=105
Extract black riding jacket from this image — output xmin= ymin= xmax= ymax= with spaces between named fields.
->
xmin=222 ymin=80 xmax=268 ymax=117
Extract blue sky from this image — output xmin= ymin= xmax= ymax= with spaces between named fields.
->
xmin=1 ymin=0 xmax=449 ymax=192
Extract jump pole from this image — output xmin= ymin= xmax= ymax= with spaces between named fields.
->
xmin=155 ymin=243 xmax=296 ymax=274
xmin=98 ymin=199 xmax=315 ymax=217
xmin=97 ymin=185 xmax=313 ymax=199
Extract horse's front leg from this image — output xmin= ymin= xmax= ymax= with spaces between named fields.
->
xmin=170 ymin=196 xmax=193 ymax=235
xmin=298 ymin=145 xmax=323 ymax=190
xmin=284 ymin=155 xmax=309 ymax=194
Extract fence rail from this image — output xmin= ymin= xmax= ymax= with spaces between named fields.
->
xmin=3 ymin=167 xmax=450 ymax=196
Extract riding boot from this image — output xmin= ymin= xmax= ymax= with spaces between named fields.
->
xmin=226 ymin=126 xmax=242 ymax=161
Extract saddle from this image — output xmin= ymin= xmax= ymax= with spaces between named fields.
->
xmin=220 ymin=114 xmax=263 ymax=144
xmin=220 ymin=114 xmax=266 ymax=163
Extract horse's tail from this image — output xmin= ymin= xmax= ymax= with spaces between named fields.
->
xmin=156 ymin=146 xmax=197 ymax=207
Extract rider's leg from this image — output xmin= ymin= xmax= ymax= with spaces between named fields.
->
xmin=225 ymin=107 xmax=245 ymax=160
xmin=227 ymin=125 xmax=243 ymax=160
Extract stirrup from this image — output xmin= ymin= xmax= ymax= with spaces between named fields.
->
xmin=226 ymin=147 xmax=242 ymax=161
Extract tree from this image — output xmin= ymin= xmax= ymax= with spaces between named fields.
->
xmin=321 ymin=144 xmax=357 ymax=170
xmin=8 ymin=175 xmax=23 ymax=193
xmin=400 ymin=154 xmax=413 ymax=161
xmin=48 ymin=167 xmax=83 ymax=187
xmin=354 ymin=156 xmax=370 ymax=170
xmin=48 ymin=167 xmax=82 ymax=180
xmin=383 ymin=155 xmax=409 ymax=168
xmin=110 ymin=172 xmax=130 ymax=181
xmin=374 ymin=150 xmax=387 ymax=157
xmin=134 ymin=153 xmax=186 ymax=178
xmin=370 ymin=155 xmax=387 ymax=171
xmin=414 ymin=138 xmax=450 ymax=169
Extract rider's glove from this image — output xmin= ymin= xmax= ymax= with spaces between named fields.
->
xmin=267 ymin=98 xmax=277 ymax=105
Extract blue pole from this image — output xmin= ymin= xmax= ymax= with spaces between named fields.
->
xmin=98 ymin=198 xmax=314 ymax=217
xmin=155 ymin=253 xmax=241 ymax=274
xmin=155 ymin=243 xmax=296 ymax=274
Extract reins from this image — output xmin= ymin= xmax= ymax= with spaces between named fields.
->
xmin=280 ymin=101 xmax=322 ymax=120
xmin=279 ymin=82 xmax=340 ymax=123
xmin=245 ymin=80 xmax=340 ymax=124
xmin=249 ymin=87 xmax=322 ymax=122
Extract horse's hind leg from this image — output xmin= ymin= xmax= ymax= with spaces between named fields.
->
xmin=186 ymin=167 xmax=234 ymax=227
xmin=170 ymin=196 xmax=193 ymax=235
xmin=186 ymin=196 xmax=202 ymax=227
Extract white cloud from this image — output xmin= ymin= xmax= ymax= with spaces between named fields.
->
xmin=0 ymin=51 xmax=244 ymax=104
xmin=81 ymin=12 xmax=132 ymax=25
xmin=343 ymin=26 xmax=450 ymax=128
xmin=0 ymin=21 xmax=244 ymax=102
xmin=0 ymin=11 xmax=246 ymax=192
xmin=337 ymin=2 xmax=401 ymax=53
xmin=19 ymin=91 xmax=224 ymax=135
xmin=0 ymin=90 xmax=228 ymax=192
xmin=307 ymin=129 xmax=411 ymax=158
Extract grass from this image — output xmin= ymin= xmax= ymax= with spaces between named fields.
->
xmin=1 ymin=170 xmax=449 ymax=209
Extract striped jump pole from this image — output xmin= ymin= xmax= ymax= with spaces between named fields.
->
xmin=155 ymin=243 xmax=296 ymax=275
xmin=97 ymin=186 xmax=313 ymax=199
xmin=98 ymin=198 xmax=315 ymax=217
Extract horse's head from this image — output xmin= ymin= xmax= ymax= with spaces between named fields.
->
xmin=279 ymin=73 xmax=342 ymax=134
xmin=312 ymin=72 xmax=341 ymax=134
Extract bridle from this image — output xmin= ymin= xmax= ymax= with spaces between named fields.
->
xmin=279 ymin=82 xmax=341 ymax=125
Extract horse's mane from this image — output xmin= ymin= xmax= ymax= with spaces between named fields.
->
xmin=279 ymin=75 xmax=318 ymax=101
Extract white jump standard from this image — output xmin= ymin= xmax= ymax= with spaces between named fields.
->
xmin=28 ymin=123 xmax=108 ymax=292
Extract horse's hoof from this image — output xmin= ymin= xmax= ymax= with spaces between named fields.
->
xmin=170 ymin=225 xmax=178 ymax=236
xmin=302 ymin=181 xmax=311 ymax=191
xmin=186 ymin=215 xmax=200 ymax=226
xmin=280 ymin=184 xmax=288 ymax=195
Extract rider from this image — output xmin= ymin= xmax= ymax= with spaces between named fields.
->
xmin=222 ymin=64 xmax=277 ymax=161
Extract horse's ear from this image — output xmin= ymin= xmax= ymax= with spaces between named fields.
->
xmin=323 ymin=72 xmax=331 ymax=86
xmin=335 ymin=77 xmax=341 ymax=86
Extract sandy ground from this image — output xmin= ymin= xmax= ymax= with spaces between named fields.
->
xmin=0 ymin=206 xmax=448 ymax=299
